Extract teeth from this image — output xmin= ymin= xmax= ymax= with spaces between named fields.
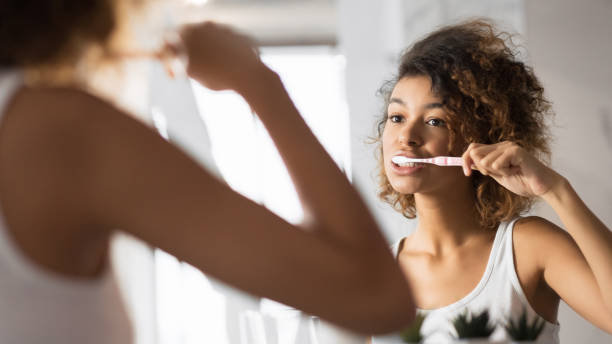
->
xmin=397 ymin=162 xmax=420 ymax=167
xmin=391 ymin=156 xmax=422 ymax=168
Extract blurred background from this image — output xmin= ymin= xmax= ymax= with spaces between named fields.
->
xmin=107 ymin=0 xmax=612 ymax=343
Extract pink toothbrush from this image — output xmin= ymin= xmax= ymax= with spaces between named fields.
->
xmin=391 ymin=156 xmax=464 ymax=166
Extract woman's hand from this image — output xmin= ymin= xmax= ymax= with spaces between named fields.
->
xmin=461 ymin=141 xmax=565 ymax=197
xmin=177 ymin=21 xmax=267 ymax=92
xmin=463 ymin=144 xmax=612 ymax=332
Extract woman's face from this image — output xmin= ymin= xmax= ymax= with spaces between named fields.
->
xmin=382 ymin=75 xmax=466 ymax=196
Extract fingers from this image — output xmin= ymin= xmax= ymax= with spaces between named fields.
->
xmin=235 ymin=32 xmax=261 ymax=60
xmin=176 ymin=21 xmax=262 ymax=90
xmin=462 ymin=143 xmax=493 ymax=176
xmin=462 ymin=141 xmax=523 ymax=177
xmin=461 ymin=144 xmax=473 ymax=176
xmin=478 ymin=147 xmax=505 ymax=175
xmin=179 ymin=21 xmax=257 ymax=55
xmin=492 ymin=147 xmax=523 ymax=175
xmin=158 ymin=34 xmax=188 ymax=79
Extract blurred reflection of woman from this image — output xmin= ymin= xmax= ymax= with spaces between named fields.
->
xmin=0 ymin=1 xmax=416 ymax=342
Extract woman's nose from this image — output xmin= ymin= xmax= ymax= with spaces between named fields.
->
xmin=398 ymin=121 xmax=422 ymax=147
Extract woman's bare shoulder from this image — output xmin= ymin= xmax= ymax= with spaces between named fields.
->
xmin=514 ymin=216 xmax=568 ymax=239
xmin=0 ymin=85 xmax=158 ymax=211
xmin=513 ymin=216 xmax=575 ymax=263
xmin=2 ymin=85 xmax=157 ymax=159
xmin=7 ymin=86 xmax=128 ymax=127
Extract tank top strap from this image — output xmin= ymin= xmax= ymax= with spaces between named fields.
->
xmin=0 ymin=70 xmax=23 ymax=117
xmin=501 ymin=216 xmax=534 ymax=305
xmin=0 ymin=69 xmax=25 ymax=274
xmin=503 ymin=217 xmax=522 ymax=246
xmin=390 ymin=237 xmax=404 ymax=259
xmin=493 ymin=217 xmax=521 ymax=262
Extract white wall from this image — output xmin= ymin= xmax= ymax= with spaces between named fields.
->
xmin=526 ymin=0 xmax=612 ymax=342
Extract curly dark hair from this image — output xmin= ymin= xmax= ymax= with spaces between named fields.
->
xmin=0 ymin=0 xmax=119 ymax=68
xmin=375 ymin=19 xmax=553 ymax=230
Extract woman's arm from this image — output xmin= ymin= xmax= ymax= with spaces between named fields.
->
xmin=0 ymin=23 xmax=414 ymax=334
xmin=89 ymin=101 xmax=413 ymax=334
xmin=539 ymin=179 xmax=612 ymax=329
xmin=179 ymin=22 xmax=382 ymax=250
xmin=463 ymin=141 xmax=612 ymax=332
xmin=110 ymin=23 xmax=414 ymax=332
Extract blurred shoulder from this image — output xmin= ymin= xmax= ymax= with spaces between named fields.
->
xmin=8 ymin=85 xmax=126 ymax=125
xmin=0 ymin=85 xmax=153 ymax=174
xmin=2 ymin=85 xmax=151 ymax=148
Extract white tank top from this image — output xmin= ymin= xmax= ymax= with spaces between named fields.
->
xmin=0 ymin=70 xmax=133 ymax=343
xmin=373 ymin=218 xmax=560 ymax=344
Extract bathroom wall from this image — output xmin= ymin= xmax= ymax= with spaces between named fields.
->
xmin=526 ymin=0 xmax=612 ymax=342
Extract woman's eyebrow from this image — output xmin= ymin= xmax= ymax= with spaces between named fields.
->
xmin=389 ymin=97 xmax=405 ymax=106
xmin=423 ymin=102 xmax=443 ymax=110
xmin=389 ymin=98 xmax=443 ymax=110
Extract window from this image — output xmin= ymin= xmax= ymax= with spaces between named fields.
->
xmin=154 ymin=46 xmax=350 ymax=344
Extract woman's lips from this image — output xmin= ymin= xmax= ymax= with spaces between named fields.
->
xmin=389 ymin=161 xmax=425 ymax=175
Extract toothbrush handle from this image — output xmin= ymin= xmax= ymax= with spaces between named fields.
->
xmin=433 ymin=156 xmax=464 ymax=166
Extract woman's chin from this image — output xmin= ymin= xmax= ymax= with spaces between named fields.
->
xmin=389 ymin=182 xmax=420 ymax=195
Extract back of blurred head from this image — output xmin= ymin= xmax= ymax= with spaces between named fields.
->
xmin=0 ymin=0 xmax=151 ymax=84
xmin=1 ymin=1 xmax=119 ymax=67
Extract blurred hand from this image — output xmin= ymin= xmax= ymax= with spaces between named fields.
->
xmin=461 ymin=141 xmax=564 ymax=197
xmin=175 ymin=21 xmax=265 ymax=91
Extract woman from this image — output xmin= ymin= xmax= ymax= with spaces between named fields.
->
xmin=371 ymin=20 xmax=612 ymax=343
xmin=0 ymin=1 xmax=415 ymax=342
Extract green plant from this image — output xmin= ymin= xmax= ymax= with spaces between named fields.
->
xmin=451 ymin=309 xmax=495 ymax=339
xmin=504 ymin=307 xmax=545 ymax=341
xmin=400 ymin=313 xmax=427 ymax=343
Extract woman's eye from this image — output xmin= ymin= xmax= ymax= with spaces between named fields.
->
xmin=388 ymin=115 xmax=403 ymax=123
xmin=426 ymin=118 xmax=446 ymax=127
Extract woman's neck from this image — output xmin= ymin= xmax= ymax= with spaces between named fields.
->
xmin=409 ymin=181 xmax=490 ymax=256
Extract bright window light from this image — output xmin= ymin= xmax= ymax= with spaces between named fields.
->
xmin=191 ymin=45 xmax=350 ymax=223
xmin=155 ymin=46 xmax=349 ymax=344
